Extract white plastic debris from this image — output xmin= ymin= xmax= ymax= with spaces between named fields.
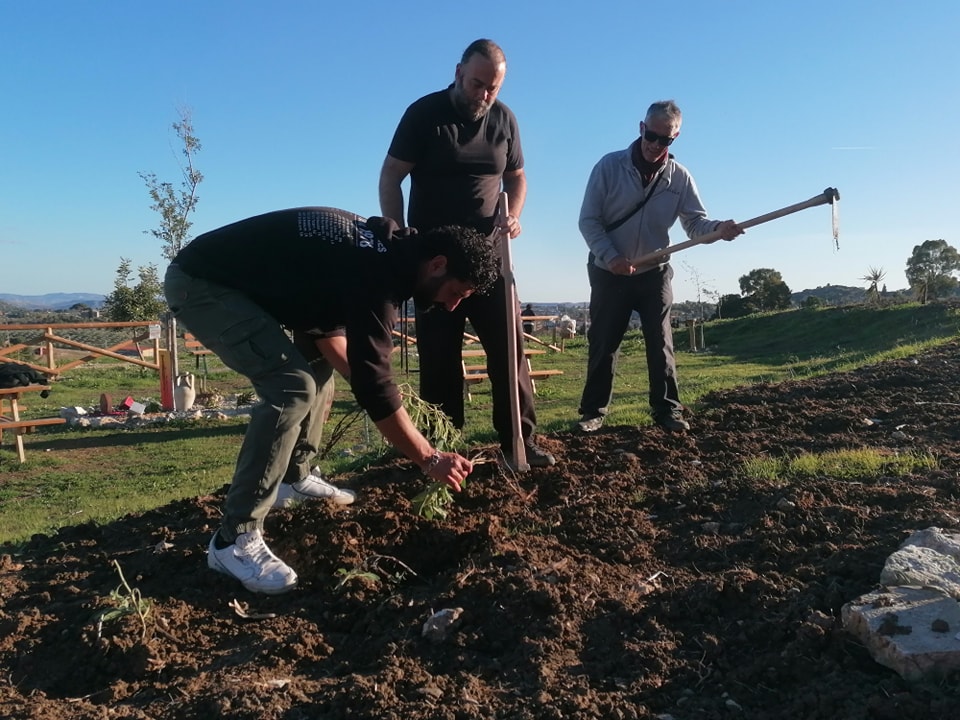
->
xmin=422 ymin=607 xmax=463 ymax=642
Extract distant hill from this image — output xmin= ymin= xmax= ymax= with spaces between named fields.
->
xmin=0 ymin=293 xmax=106 ymax=310
xmin=671 ymin=285 xmax=919 ymax=322
xmin=791 ymin=284 xmax=866 ymax=305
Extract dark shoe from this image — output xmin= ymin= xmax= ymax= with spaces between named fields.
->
xmin=503 ymin=440 xmax=556 ymax=470
xmin=653 ymin=409 xmax=690 ymax=432
xmin=577 ymin=415 xmax=604 ymax=433
xmin=524 ymin=441 xmax=556 ymax=467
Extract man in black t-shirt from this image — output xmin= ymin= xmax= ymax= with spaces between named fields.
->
xmin=165 ymin=208 xmax=499 ymax=594
xmin=379 ymin=38 xmax=555 ymax=470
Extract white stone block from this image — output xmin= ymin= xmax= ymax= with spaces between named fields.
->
xmin=842 ymin=586 xmax=960 ymax=681
xmin=881 ymin=545 xmax=960 ymax=599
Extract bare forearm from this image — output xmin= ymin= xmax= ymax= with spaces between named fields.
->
xmin=379 ymin=182 xmax=406 ymax=227
xmin=502 ymin=170 xmax=527 ymax=218
xmin=379 ymin=155 xmax=413 ymax=226
xmin=314 ymin=336 xmax=349 ymax=380
xmin=500 ymin=169 xmax=527 ymax=238
xmin=374 ymin=408 xmax=434 ymax=467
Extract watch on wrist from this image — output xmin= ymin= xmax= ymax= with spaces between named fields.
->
xmin=422 ymin=451 xmax=441 ymax=473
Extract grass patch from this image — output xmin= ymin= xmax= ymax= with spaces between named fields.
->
xmin=0 ymin=421 xmax=241 ymax=541
xmin=742 ymin=448 xmax=938 ymax=482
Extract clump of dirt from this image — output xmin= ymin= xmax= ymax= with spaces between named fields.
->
xmin=2 ymin=342 xmax=960 ymax=719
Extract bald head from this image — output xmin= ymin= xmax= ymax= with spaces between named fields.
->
xmin=460 ymin=38 xmax=506 ymax=67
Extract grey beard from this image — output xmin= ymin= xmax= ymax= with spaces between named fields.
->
xmin=452 ymin=94 xmax=490 ymax=122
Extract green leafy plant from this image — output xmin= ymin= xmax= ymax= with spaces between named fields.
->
xmin=411 ymin=448 xmax=496 ymax=520
xmin=321 ymin=383 xmax=463 ymax=464
xmin=335 ymin=555 xmax=417 ymax=591
xmin=93 ymin=560 xmax=153 ymax=642
xmin=399 ymin=383 xmax=463 ymax=451
xmin=411 ymin=481 xmax=459 ymax=520
xmin=334 ymin=567 xmax=381 ymax=589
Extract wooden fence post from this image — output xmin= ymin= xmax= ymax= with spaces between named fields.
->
xmin=158 ymin=349 xmax=174 ymax=411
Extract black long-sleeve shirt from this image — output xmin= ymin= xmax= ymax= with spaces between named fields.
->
xmin=172 ymin=207 xmax=417 ymax=420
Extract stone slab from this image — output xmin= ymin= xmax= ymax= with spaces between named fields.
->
xmin=842 ymin=585 xmax=960 ymax=681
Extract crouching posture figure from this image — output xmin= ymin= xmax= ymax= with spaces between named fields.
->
xmin=165 ymin=208 xmax=498 ymax=594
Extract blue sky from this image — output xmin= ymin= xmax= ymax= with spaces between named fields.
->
xmin=2 ymin=1 xmax=957 ymax=305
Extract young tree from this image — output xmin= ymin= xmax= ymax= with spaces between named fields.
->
xmin=103 ymin=108 xmax=203 ymax=321
xmin=738 ymin=268 xmax=792 ymax=312
xmin=712 ymin=293 xmax=751 ymax=319
xmin=681 ymin=260 xmax=717 ymax=321
xmin=905 ymin=239 xmax=960 ymax=304
xmin=102 ymin=259 xmax=166 ymax=321
xmin=139 ymin=107 xmax=203 ymax=261
xmin=860 ymin=266 xmax=886 ymax=304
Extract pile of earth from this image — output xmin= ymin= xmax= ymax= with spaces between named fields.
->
xmin=2 ymin=341 xmax=960 ymax=719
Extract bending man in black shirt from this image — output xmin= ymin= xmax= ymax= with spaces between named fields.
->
xmin=165 ymin=208 xmax=499 ymax=594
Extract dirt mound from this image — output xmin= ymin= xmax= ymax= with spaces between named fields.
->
xmin=3 ymin=343 xmax=960 ymax=719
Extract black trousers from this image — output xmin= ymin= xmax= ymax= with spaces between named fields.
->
xmin=415 ymin=275 xmax=537 ymax=447
xmin=578 ymin=262 xmax=682 ymax=419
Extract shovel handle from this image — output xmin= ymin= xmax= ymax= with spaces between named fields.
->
xmin=498 ymin=192 xmax=528 ymax=471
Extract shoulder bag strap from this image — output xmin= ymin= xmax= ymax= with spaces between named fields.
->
xmin=602 ymin=165 xmax=666 ymax=233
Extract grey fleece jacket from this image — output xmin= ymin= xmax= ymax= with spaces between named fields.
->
xmin=579 ymin=145 xmax=723 ymax=270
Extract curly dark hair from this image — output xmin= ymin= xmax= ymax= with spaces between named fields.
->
xmin=416 ymin=225 xmax=501 ymax=295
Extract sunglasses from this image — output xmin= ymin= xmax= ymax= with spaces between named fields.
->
xmin=642 ymin=127 xmax=676 ymax=147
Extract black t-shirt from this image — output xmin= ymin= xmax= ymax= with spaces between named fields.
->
xmin=387 ymin=87 xmax=524 ymax=235
xmin=171 ymin=207 xmax=416 ymax=420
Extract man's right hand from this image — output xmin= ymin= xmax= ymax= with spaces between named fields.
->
xmin=374 ymin=409 xmax=472 ymax=492
xmin=423 ymin=452 xmax=473 ymax=492
xmin=608 ymin=256 xmax=636 ymax=275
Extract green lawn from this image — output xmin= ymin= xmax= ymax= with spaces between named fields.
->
xmin=1 ymin=301 xmax=957 ymax=545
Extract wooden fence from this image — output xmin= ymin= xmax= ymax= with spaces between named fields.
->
xmin=0 ymin=321 xmax=165 ymax=376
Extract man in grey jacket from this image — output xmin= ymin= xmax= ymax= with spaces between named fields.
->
xmin=577 ymin=100 xmax=742 ymax=433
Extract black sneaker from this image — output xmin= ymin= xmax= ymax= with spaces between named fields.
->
xmin=503 ymin=440 xmax=557 ymax=470
xmin=577 ymin=415 xmax=604 ymax=433
xmin=653 ymin=409 xmax=690 ymax=432
xmin=525 ymin=441 xmax=556 ymax=467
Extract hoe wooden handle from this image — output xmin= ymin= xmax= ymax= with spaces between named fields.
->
xmin=630 ymin=187 xmax=840 ymax=268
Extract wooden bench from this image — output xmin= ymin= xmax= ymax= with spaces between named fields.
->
xmin=184 ymin=333 xmax=213 ymax=374
xmin=0 ymin=385 xmax=67 ymax=463
xmin=461 ymin=349 xmax=563 ymax=401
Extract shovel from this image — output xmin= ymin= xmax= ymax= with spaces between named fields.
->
xmin=496 ymin=192 xmax=528 ymax=472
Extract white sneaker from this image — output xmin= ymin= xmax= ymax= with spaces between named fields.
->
xmin=207 ymin=529 xmax=298 ymax=595
xmin=273 ymin=471 xmax=357 ymax=508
